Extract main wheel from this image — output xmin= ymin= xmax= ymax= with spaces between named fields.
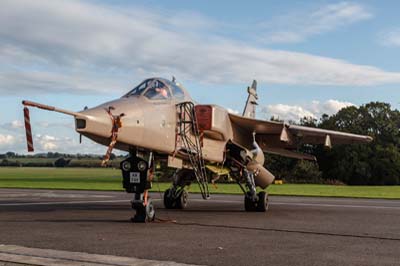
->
xmin=244 ymin=194 xmax=257 ymax=212
xmin=145 ymin=198 xmax=155 ymax=222
xmin=256 ymin=191 xmax=269 ymax=212
xmin=175 ymin=190 xmax=188 ymax=209
xmin=163 ymin=188 xmax=175 ymax=209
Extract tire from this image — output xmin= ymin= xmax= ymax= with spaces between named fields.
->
xmin=256 ymin=191 xmax=269 ymax=212
xmin=244 ymin=194 xmax=256 ymax=212
xmin=175 ymin=190 xmax=188 ymax=209
xmin=163 ymin=188 xmax=175 ymax=209
xmin=145 ymin=198 xmax=155 ymax=222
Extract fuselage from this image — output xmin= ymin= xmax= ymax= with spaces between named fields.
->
xmin=22 ymin=77 xmax=277 ymax=190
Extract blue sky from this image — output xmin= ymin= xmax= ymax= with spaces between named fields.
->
xmin=1 ymin=0 xmax=400 ymax=154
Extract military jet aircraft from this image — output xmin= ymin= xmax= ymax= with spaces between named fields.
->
xmin=22 ymin=77 xmax=372 ymax=222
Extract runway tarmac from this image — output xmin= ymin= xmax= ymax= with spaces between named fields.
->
xmin=0 ymin=188 xmax=399 ymax=266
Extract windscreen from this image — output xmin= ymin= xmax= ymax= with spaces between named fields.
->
xmin=124 ymin=79 xmax=152 ymax=97
xmin=124 ymin=78 xmax=186 ymax=100
xmin=143 ymin=80 xmax=171 ymax=100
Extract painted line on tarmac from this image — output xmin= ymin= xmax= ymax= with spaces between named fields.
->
xmin=0 ymin=193 xmax=115 ymax=198
xmin=1 ymin=198 xmax=399 ymax=210
xmin=0 ymin=199 xmax=129 ymax=206
xmin=188 ymin=199 xmax=400 ymax=210
xmin=271 ymin=202 xmax=400 ymax=210
xmin=174 ymin=222 xmax=400 ymax=242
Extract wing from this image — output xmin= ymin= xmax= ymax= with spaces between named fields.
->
xmin=229 ymin=114 xmax=372 ymax=160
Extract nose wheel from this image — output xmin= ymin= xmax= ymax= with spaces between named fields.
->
xmin=131 ymin=197 xmax=155 ymax=223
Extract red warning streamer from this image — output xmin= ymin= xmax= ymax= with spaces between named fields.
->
xmin=23 ymin=107 xmax=34 ymax=152
xmin=101 ymin=108 xmax=124 ymax=166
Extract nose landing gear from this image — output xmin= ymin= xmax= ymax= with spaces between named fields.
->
xmin=121 ymin=153 xmax=155 ymax=223
xmin=131 ymin=195 xmax=155 ymax=222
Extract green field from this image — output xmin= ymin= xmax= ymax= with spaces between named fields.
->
xmin=0 ymin=167 xmax=399 ymax=199
xmin=1 ymin=157 xmax=122 ymax=168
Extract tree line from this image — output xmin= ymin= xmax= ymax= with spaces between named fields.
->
xmin=0 ymin=152 xmax=123 ymax=168
xmin=266 ymin=102 xmax=400 ymax=185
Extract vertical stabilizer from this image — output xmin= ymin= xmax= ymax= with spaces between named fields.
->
xmin=242 ymin=80 xmax=258 ymax=118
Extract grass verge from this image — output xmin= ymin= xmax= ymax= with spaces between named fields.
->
xmin=0 ymin=167 xmax=399 ymax=199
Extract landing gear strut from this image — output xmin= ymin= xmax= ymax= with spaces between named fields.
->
xmin=121 ymin=152 xmax=155 ymax=222
xmin=163 ymin=169 xmax=193 ymax=209
xmin=242 ymin=168 xmax=269 ymax=212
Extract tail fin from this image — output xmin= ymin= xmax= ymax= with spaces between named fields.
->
xmin=242 ymin=80 xmax=258 ymax=118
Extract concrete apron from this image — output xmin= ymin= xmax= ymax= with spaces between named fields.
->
xmin=0 ymin=244 xmax=202 ymax=266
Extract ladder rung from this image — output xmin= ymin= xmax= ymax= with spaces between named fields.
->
xmin=176 ymin=102 xmax=209 ymax=199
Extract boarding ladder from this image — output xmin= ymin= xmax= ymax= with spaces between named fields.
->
xmin=176 ymin=102 xmax=210 ymax=199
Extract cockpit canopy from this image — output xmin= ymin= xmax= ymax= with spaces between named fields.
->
xmin=124 ymin=78 xmax=187 ymax=101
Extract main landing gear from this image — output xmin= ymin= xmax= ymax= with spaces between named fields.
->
xmin=164 ymin=188 xmax=188 ymax=209
xmin=244 ymin=191 xmax=269 ymax=212
xmin=241 ymin=168 xmax=269 ymax=212
xmin=163 ymin=169 xmax=193 ymax=210
xmin=121 ymin=152 xmax=155 ymax=223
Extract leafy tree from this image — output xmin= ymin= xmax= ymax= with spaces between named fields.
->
xmin=6 ymin=152 xmax=16 ymax=158
xmin=314 ymin=102 xmax=400 ymax=185
xmin=288 ymin=160 xmax=322 ymax=183
xmin=54 ymin=158 xmax=71 ymax=167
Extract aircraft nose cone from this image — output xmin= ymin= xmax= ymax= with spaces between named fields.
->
xmin=75 ymin=106 xmax=113 ymax=138
xmin=74 ymin=97 xmax=144 ymax=150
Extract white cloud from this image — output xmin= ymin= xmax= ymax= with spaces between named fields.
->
xmin=227 ymin=108 xmax=240 ymax=114
xmin=380 ymin=28 xmax=400 ymax=47
xmin=35 ymin=134 xmax=58 ymax=151
xmin=11 ymin=120 xmax=24 ymax=129
xmin=262 ymin=104 xmax=316 ymax=121
xmin=0 ymin=71 xmax=126 ymax=95
xmin=0 ymin=134 xmax=15 ymax=145
xmin=38 ymin=121 xmax=74 ymax=129
xmin=42 ymin=142 xmax=57 ymax=150
xmin=262 ymin=99 xmax=355 ymax=121
xmin=313 ymin=99 xmax=355 ymax=115
xmin=0 ymin=0 xmax=399 ymax=96
xmin=0 ymin=134 xmax=17 ymax=153
xmin=259 ymin=2 xmax=372 ymax=44
xmin=1 ymin=120 xmax=73 ymax=133
xmin=1 ymin=120 xmax=24 ymax=131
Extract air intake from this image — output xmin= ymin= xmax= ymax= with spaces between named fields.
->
xmin=76 ymin=119 xmax=86 ymax=129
